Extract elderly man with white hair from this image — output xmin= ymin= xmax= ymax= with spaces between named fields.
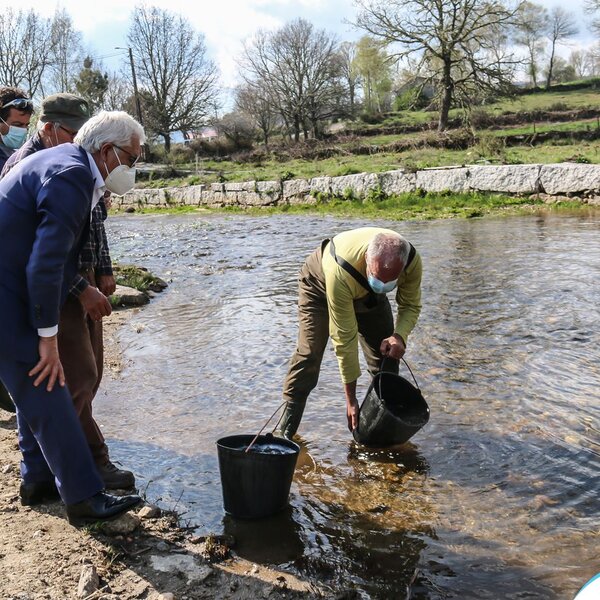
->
xmin=280 ymin=227 xmax=423 ymax=439
xmin=0 ymin=111 xmax=144 ymax=524
xmin=1 ymin=104 xmax=139 ymax=491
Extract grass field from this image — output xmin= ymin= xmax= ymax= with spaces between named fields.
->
xmin=138 ymin=83 xmax=600 ymax=189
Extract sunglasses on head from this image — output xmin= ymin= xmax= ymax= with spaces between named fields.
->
xmin=1 ymin=98 xmax=33 ymax=111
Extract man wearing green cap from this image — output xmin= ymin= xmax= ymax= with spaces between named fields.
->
xmin=0 ymin=94 xmax=135 ymax=491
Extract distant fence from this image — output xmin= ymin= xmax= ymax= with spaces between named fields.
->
xmin=116 ymin=163 xmax=600 ymax=209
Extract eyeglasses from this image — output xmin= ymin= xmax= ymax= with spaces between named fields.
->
xmin=1 ymin=98 xmax=33 ymax=111
xmin=113 ymin=144 xmax=140 ymax=167
xmin=58 ymin=125 xmax=77 ymax=138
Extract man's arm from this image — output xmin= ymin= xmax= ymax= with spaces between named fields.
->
xmin=25 ymin=167 xmax=93 ymax=390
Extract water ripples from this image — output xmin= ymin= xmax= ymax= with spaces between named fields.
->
xmin=97 ymin=212 xmax=600 ymax=599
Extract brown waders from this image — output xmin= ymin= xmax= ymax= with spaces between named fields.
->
xmin=280 ymin=241 xmax=398 ymax=439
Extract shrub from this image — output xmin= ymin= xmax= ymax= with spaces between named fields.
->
xmin=359 ymin=112 xmax=385 ymax=125
xmin=393 ymin=88 xmax=429 ymax=111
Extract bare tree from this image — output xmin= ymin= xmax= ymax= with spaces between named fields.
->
xmin=127 ymin=5 xmax=219 ymax=152
xmin=102 ymin=72 xmax=131 ymax=111
xmin=569 ymin=49 xmax=594 ymax=79
xmin=514 ymin=1 xmax=549 ymax=87
xmin=545 ymin=7 xmax=578 ymax=88
xmin=241 ymin=18 xmax=342 ymax=142
xmin=0 ymin=8 xmax=53 ymax=97
xmin=216 ymin=111 xmax=255 ymax=150
xmin=45 ymin=8 xmax=84 ymax=94
xmin=585 ymin=0 xmax=600 ymax=36
xmin=338 ymin=41 xmax=360 ymax=117
xmin=355 ymin=0 xmax=523 ymax=130
xmin=235 ymin=84 xmax=278 ymax=148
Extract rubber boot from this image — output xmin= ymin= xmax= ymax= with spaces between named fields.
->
xmin=278 ymin=400 xmax=306 ymax=440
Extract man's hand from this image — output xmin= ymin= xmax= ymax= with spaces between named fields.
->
xmin=346 ymin=397 xmax=359 ymax=432
xmin=380 ymin=333 xmax=406 ymax=360
xmin=97 ymin=274 xmax=116 ymax=297
xmin=344 ymin=380 xmax=359 ymax=431
xmin=29 ymin=335 xmax=65 ymax=392
xmin=79 ymin=285 xmax=112 ymax=321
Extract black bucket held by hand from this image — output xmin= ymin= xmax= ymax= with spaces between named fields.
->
xmin=216 ymin=433 xmax=299 ymax=519
xmin=353 ymin=359 xmax=430 ymax=447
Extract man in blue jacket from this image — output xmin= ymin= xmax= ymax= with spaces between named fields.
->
xmin=1 ymin=94 xmax=135 ymax=491
xmin=0 ymin=110 xmax=144 ymax=524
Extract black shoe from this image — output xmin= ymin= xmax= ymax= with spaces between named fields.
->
xmin=0 ymin=382 xmax=15 ymax=414
xmin=19 ymin=480 xmax=60 ymax=506
xmin=66 ymin=491 xmax=142 ymax=526
xmin=97 ymin=460 xmax=135 ymax=489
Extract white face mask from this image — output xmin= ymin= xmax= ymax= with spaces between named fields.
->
xmin=104 ymin=148 xmax=136 ymax=196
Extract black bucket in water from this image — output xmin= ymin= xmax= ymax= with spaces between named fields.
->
xmin=216 ymin=433 xmax=300 ymax=519
xmin=353 ymin=361 xmax=430 ymax=448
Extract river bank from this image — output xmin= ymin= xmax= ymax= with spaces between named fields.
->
xmin=0 ymin=308 xmax=325 ymax=600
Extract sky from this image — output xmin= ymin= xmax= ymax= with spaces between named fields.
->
xmin=4 ymin=0 xmax=598 ymax=99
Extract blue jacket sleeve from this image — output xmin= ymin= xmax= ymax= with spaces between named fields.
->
xmin=25 ymin=166 xmax=93 ymax=330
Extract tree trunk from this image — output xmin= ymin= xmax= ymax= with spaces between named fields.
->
xmin=163 ymin=133 xmax=171 ymax=153
xmin=546 ymin=43 xmax=556 ymax=89
xmin=528 ymin=44 xmax=537 ymax=87
xmin=438 ymin=60 xmax=453 ymax=131
xmin=293 ymin=115 xmax=300 ymax=143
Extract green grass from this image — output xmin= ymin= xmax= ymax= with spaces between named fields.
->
xmin=133 ymin=85 xmax=600 ymax=188
xmin=135 ymin=138 xmax=600 ymax=189
xmin=129 ymin=191 xmax=593 ymax=221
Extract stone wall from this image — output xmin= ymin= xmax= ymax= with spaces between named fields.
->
xmin=116 ymin=163 xmax=600 ymax=209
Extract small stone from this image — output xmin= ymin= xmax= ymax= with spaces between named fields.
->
xmin=138 ymin=505 xmax=161 ymax=519
xmin=32 ymin=529 xmax=45 ymax=538
xmin=77 ymin=564 xmax=99 ymax=598
xmin=156 ymin=541 xmax=170 ymax=552
xmin=101 ymin=512 xmax=140 ymax=536
xmin=1 ymin=464 xmax=12 ymax=474
xmin=251 ymin=564 xmax=260 ymax=574
xmin=157 ymin=594 xmax=174 ymax=600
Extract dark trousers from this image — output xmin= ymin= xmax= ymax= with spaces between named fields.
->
xmin=58 ymin=290 xmax=108 ymax=466
xmin=0 ymin=357 xmax=103 ymax=504
xmin=281 ymin=244 xmax=397 ymax=437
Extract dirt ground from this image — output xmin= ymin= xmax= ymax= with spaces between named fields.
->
xmin=0 ymin=310 xmax=327 ymax=600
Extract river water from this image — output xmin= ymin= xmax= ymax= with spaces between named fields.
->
xmin=99 ymin=211 xmax=599 ymax=599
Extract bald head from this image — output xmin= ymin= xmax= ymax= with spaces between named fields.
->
xmin=365 ymin=232 xmax=410 ymax=283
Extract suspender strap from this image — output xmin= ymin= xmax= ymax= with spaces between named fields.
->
xmin=329 ymin=239 xmax=371 ymax=292
xmin=406 ymin=242 xmax=416 ymax=268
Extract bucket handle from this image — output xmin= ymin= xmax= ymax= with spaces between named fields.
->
xmin=244 ymin=401 xmax=287 ymax=453
xmin=378 ymin=356 xmax=421 ymax=399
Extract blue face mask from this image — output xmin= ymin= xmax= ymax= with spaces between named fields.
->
xmin=0 ymin=119 xmax=27 ymax=149
xmin=368 ymin=274 xmax=397 ymax=294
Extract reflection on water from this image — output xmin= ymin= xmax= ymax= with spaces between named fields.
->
xmin=99 ymin=212 xmax=600 ymax=598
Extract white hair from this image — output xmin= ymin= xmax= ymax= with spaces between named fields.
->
xmin=366 ymin=232 xmax=410 ymax=270
xmin=74 ymin=110 xmax=145 ymax=152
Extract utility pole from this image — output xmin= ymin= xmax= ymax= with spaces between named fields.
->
xmin=116 ymin=46 xmax=143 ymax=127
xmin=116 ymin=46 xmax=147 ymax=159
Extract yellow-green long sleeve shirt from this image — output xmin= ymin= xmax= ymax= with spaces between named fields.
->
xmin=321 ymin=227 xmax=422 ymax=384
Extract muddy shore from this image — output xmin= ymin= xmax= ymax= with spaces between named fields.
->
xmin=0 ymin=310 xmax=326 ymax=600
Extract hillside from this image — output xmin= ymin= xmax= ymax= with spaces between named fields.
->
xmin=137 ymin=82 xmax=600 ymax=189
